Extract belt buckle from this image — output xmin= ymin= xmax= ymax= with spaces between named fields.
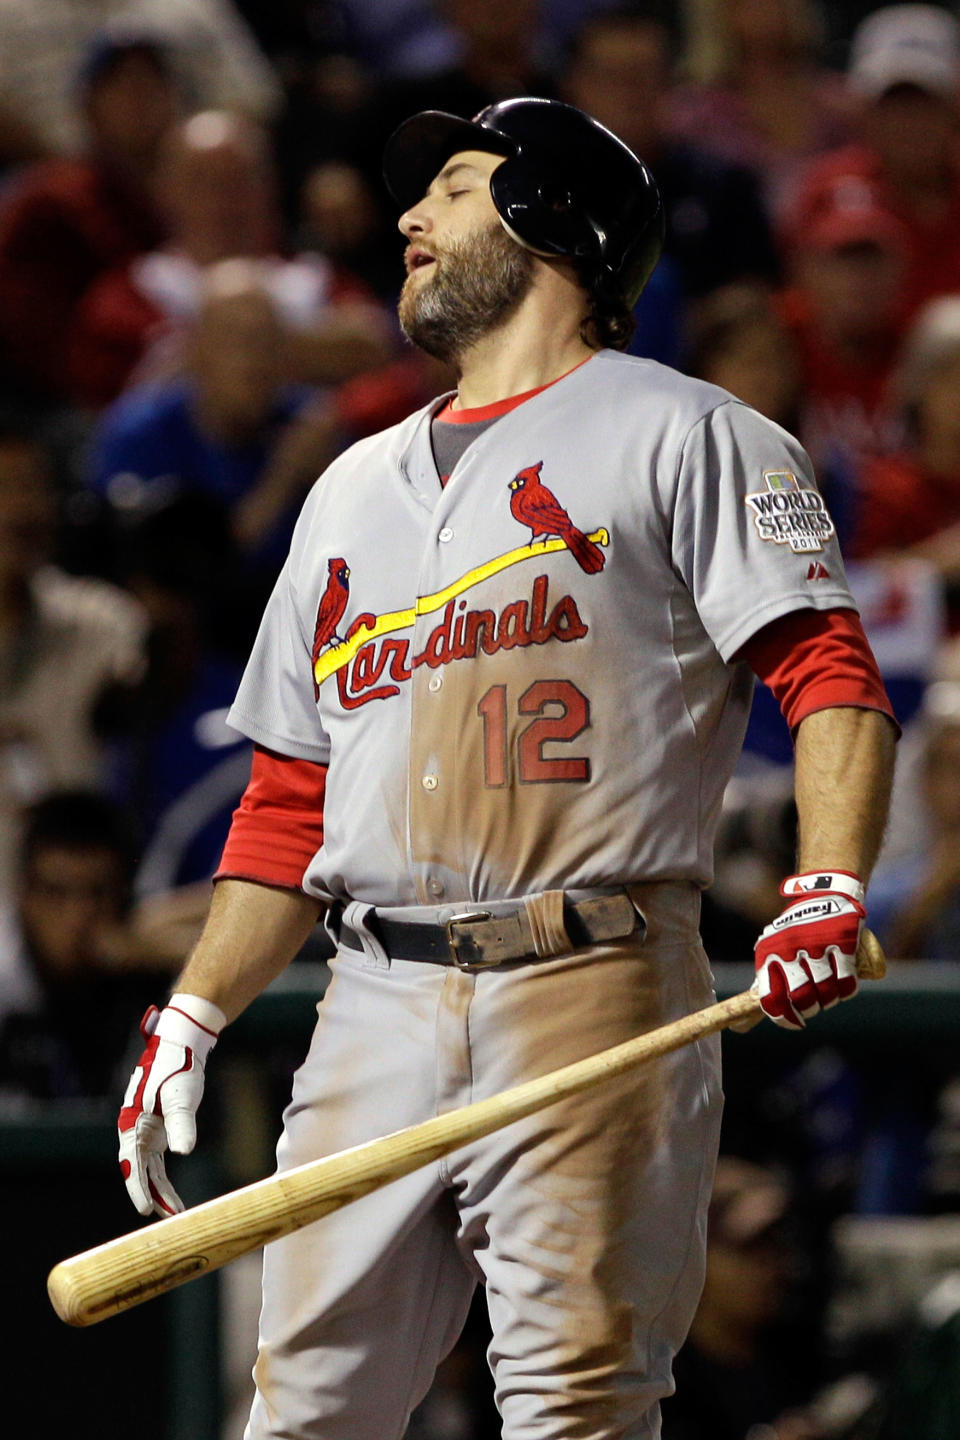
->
xmin=445 ymin=910 xmax=498 ymax=970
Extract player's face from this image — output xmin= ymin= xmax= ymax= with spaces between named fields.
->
xmin=399 ymin=149 xmax=502 ymax=255
xmin=397 ymin=150 xmax=535 ymax=366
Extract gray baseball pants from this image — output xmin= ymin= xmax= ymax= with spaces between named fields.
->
xmin=244 ymin=881 xmax=723 ymax=1440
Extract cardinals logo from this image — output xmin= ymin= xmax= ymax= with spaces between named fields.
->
xmin=508 ymin=462 xmax=606 ymax=575
xmin=312 ymin=557 xmax=350 ymax=697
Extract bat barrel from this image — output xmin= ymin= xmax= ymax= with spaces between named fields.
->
xmin=48 ymin=1247 xmax=211 ymax=1327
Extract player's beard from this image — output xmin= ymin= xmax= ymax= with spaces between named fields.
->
xmin=398 ymin=220 xmax=536 ymax=367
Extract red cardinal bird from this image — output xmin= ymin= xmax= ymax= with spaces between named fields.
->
xmin=312 ymin=557 xmax=350 ymax=672
xmin=508 ymin=462 xmax=605 ymax=574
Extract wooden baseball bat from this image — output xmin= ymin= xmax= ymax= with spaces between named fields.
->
xmin=47 ymin=929 xmax=886 ymax=1328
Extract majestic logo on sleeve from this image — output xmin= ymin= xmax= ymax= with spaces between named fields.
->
xmin=311 ymin=464 xmax=610 ymax=709
xmin=508 ymin=462 xmax=606 ymax=573
xmin=744 ymin=470 xmax=836 ymax=554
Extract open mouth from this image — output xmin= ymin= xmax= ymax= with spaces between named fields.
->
xmin=406 ymin=248 xmax=436 ymax=274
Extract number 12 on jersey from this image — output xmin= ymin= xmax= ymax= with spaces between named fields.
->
xmin=477 ymin=680 xmax=591 ymax=786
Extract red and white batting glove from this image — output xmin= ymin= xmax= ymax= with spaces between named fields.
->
xmin=754 ymin=872 xmax=865 ymax=1030
xmin=118 ymin=993 xmax=226 ymax=1217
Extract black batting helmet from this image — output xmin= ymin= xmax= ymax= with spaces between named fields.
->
xmin=382 ymin=96 xmax=664 ymax=308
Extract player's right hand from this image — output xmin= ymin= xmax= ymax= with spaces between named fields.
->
xmin=118 ymin=993 xmax=226 ymax=1218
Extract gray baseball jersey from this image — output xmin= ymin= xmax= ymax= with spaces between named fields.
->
xmin=227 ymin=349 xmax=855 ymax=907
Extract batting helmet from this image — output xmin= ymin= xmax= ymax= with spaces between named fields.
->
xmin=382 ymin=96 xmax=664 ymax=308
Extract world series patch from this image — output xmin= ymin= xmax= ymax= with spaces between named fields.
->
xmin=744 ymin=470 xmax=835 ymax=554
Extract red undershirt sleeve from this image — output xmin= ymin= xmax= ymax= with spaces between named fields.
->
xmin=738 ymin=607 xmax=897 ymax=732
xmin=215 ymin=745 xmax=327 ymax=891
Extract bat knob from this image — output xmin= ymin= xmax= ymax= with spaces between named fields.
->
xmin=856 ymin=926 xmax=887 ymax=981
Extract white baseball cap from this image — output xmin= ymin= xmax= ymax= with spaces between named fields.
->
xmin=848 ymin=4 xmax=960 ymax=100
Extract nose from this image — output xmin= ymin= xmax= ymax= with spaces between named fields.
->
xmin=398 ymin=197 xmax=432 ymax=239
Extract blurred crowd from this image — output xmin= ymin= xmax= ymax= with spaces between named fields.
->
xmin=3 ymin=2 xmax=960 ymax=1438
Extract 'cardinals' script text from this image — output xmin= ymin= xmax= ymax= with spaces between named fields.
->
xmin=334 ymin=574 xmax=588 ymax=710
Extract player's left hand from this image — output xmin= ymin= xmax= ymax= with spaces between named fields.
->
xmin=753 ymin=871 xmax=865 ymax=1030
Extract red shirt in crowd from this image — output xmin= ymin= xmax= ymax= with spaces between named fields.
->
xmin=851 ymin=452 xmax=960 ymax=557
xmin=797 ymin=144 xmax=960 ymax=324
xmin=67 ymin=251 xmax=379 ymax=409
xmin=777 ymin=286 xmax=903 ymax=469
xmin=0 ymin=158 xmax=164 ymax=401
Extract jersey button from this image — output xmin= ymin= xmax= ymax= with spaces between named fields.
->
xmin=428 ymin=675 xmax=443 ymax=692
xmin=438 ymin=526 xmax=454 ymax=542
xmin=428 ymin=878 xmax=445 ymax=897
xmin=422 ymin=773 xmax=439 ymax=791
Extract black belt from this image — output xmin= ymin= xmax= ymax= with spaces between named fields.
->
xmin=339 ymin=891 xmax=641 ymax=970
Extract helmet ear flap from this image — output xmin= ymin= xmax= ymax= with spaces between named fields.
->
xmin=490 ymin=157 xmax=601 ymax=261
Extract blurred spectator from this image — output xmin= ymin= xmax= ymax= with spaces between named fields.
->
xmin=867 ymin=1266 xmax=960 ymax=1438
xmin=376 ymin=0 xmax=557 ymax=136
xmin=686 ymin=281 xmax=801 ymax=431
xmin=0 ymin=0 xmax=281 ymax=161
xmin=297 ymin=160 xmax=405 ymax=304
xmin=270 ymin=46 xmax=391 ymax=225
xmin=0 ymin=789 xmax=157 ymax=1101
xmin=798 ymin=5 xmax=960 ymax=325
xmin=669 ymin=0 xmax=854 ymax=217
xmin=296 ymin=0 xmax=613 ymax=82
xmin=849 ymin=559 xmax=946 ymax=747
xmin=88 ymin=259 xmax=342 ymax=576
xmin=310 ymin=0 xmax=460 ymax=79
xmin=778 ymin=167 xmax=910 ymax=513
xmin=97 ymin=490 xmax=254 ymax=895
xmin=0 ymin=427 xmax=147 ymax=894
xmin=299 ymin=0 xmax=560 ymax=244
xmin=850 ymin=296 xmax=960 ymax=622
xmin=701 ymin=765 xmax=798 ymax=964
xmin=923 ymin=1078 xmax=960 ymax=1212
xmin=0 ymin=785 xmax=201 ymax=1437
xmin=662 ymin=1155 xmax=830 ymax=1440
xmin=332 ymin=350 xmax=459 ymax=444
xmin=561 ymin=4 xmax=779 ymax=366
xmin=69 ymin=110 xmax=392 ymax=408
xmin=867 ymin=681 xmax=960 ymax=960
xmin=0 ymin=32 xmax=177 ymax=411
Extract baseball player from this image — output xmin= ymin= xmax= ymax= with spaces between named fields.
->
xmin=117 ymin=99 xmax=897 ymax=1439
